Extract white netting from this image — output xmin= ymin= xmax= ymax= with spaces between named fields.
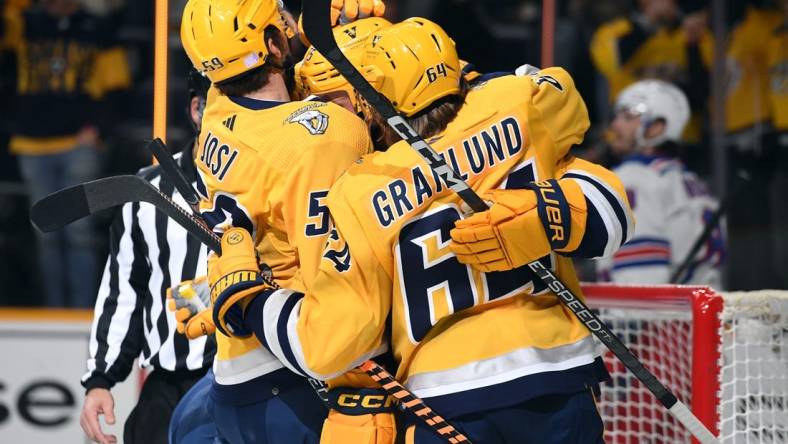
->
xmin=594 ymin=305 xmax=694 ymax=443
xmin=718 ymin=291 xmax=788 ymax=443
xmin=589 ymin=289 xmax=788 ymax=444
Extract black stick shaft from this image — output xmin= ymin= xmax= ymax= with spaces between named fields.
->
xmin=670 ymin=196 xmax=728 ymax=284
xmin=146 ymin=138 xmax=201 ymax=214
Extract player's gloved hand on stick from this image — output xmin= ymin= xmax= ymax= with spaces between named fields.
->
xmin=167 ymin=276 xmax=214 ymax=339
xmin=208 ymin=227 xmax=273 ymax=338
xmin=299 ymin=0 xmax=386 ymax=45
xmin=450 ymin=184 xmax=570 ymax=272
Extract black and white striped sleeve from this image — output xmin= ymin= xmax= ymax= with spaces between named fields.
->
xmin=81 ymin=201 xmax=150 ymax=391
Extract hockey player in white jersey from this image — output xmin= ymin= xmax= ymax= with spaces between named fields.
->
xmin=596 ymin=80 xmax=725 ymax=287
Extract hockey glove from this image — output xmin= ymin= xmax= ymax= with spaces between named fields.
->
xmin=299 ymin=0 xmax=386 ymax=45
xmin=208 ymin=227 xmax=272 ymax=338
xmin=332 ymin=0 xmax=386 ymax=25
xmin=166 ymin=277 xmax=215 ymax=339
xmin=449 ymin=180 xmax=575 ymax=272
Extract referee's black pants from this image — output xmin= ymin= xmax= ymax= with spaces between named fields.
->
xmin=124 ymin=368 xmax=208 ymax=444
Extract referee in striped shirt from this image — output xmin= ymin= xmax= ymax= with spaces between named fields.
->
xmin=79 ymin=70 xmax=216 ymax=444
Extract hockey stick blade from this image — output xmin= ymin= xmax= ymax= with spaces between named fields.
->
xmin=302 ymin=2 xmax=719 ymax=443
xmin=146 ymin=138 xmax=201 ymax=213
xmin=30 ymin=175 xmax=221 ymax=254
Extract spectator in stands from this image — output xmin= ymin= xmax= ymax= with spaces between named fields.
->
xmin=1 ymin=0 xmax=131 ymax=307
xmin=79 ymin=69 xmax=215 ymax=444
xmin=590 ymin=0 xmax=712 ymax=143
xmin=596 ymin=80 xmax=725 ymax=288
xmin=766 ymin=0 xmax=788 ymax=288
xmin=712 ymin=0 xmax=782 ymax=290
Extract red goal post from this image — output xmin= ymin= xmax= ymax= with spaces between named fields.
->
xmin=582 ymin=284 xmax=788 ymax=443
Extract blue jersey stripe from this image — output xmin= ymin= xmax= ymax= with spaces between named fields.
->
xmin=563 ymin=172 xmax=629 ymax=245
xmin=562 ymin=196 xmax=608 ymax=258
xmin=275 ymin=292 xmax=307 ymax=376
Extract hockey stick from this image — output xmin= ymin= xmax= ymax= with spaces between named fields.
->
xmin=146 ymin=138 xmax=202 ymax=214
xmin=670 ymin=195 xmax=728 ymax=284
xmin=29 ymin=174 xmax=467 ymax=441
xmin=30 ymin=175 xmax=222 ymax=253
xmin=302 ymin=3 xmax=719 ymax=443
xmin=670 ymin=169 xmax=749 ymax=284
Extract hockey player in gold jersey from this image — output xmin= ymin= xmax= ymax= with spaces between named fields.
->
xmin=211 ymin=18 xmax=633 ymax=443
xmin=178 ymin=1 xmax=393 ymax=443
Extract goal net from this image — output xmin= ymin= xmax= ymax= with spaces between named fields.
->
xmin=582 ymin=284 xmax=788 ymax=443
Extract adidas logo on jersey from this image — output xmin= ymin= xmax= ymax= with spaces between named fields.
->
xmin=222 ymin=115 xmax=237 ymax=131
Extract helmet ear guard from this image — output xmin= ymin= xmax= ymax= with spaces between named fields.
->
xmin=359 ymin=64 xmax=384 ymax=89
xmin=634 ymin=116 xmax=669 ymax=150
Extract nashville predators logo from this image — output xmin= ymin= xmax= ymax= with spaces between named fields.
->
xmin=287 ymin=108 xmax=329 ymax=135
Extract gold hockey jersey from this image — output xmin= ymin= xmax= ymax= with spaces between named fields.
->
xmin=249 ymin=70 xmax=633 ymax=418
xmin=195 ymin=87 xmax=372 ymax=401
xmin=724 ymin=7 xmax=783 ymax=132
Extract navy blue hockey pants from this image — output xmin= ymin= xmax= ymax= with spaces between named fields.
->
xmin=169 ymin=370 xmax=325 ymax=444
xmin=405 ymin=388 xmax=605 ymax=444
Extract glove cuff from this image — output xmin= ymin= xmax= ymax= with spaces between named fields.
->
xmin=212 ymin=270 xmax=266 ymax=337
xmin=524 ymin=179 xmax=571 ymax=251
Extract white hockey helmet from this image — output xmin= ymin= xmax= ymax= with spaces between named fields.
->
xmin=614 ymin=79 xmax=690 ymax=149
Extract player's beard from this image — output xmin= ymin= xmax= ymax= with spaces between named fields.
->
xmin=282 ymin=54 xmax=297 ymax=95
xmin=266 ymin=29 xmax=297 ymax=96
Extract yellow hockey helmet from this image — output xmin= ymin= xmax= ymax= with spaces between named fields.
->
xmin=360 ymin=17 xmax=461 ymax=116
xmin=294 ymin=17 xmax=391 ymax=103
xmin=180 ymin=0 xmax=292 ymax=84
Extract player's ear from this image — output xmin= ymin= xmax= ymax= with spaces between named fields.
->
xmin=645 ymin=118 xmax=667 ymax=140
xmin=268 ymin=36 xmax=282 ymax=59
xmin=265 ymin=26 xmax=288 ymax=62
